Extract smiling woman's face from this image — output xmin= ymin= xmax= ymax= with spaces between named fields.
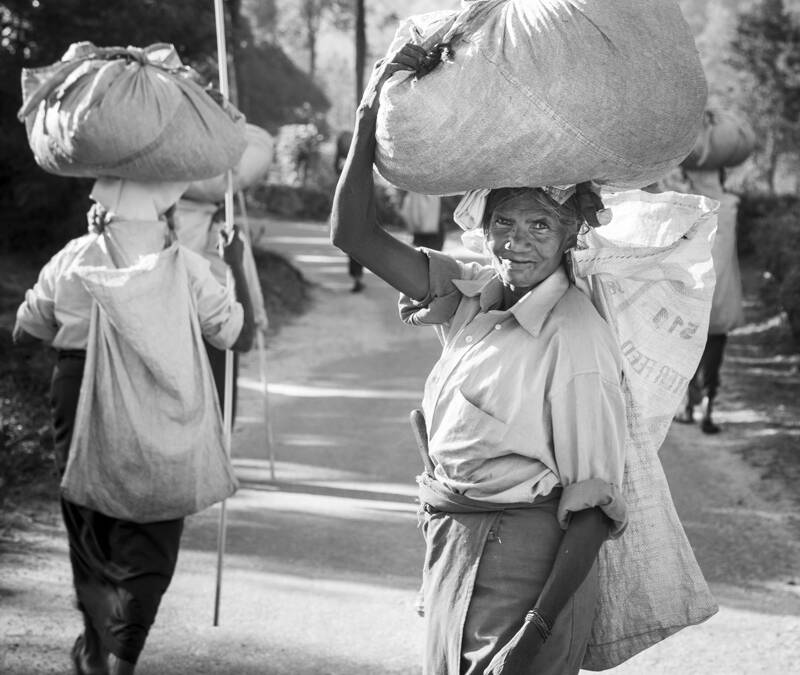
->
xmin=485 ymin=192 xmax=575 ymax=293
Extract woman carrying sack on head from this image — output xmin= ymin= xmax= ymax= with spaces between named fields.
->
xmin=13 ymin=178 xmax=255 ymax=675
xmin=332 ymin=45 xmax=627 ymax=675
xmin=332 ymin=42 xmax=717 ymax=675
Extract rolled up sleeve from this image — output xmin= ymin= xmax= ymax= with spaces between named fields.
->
xmin=550 ymin=372 xmax=628 ymax=538
xmin=398 ymin=249 xmax=464 ymax=327
xmin=15 ymin=264 xmax=58 ymax=343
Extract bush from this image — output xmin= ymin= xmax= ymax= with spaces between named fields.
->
xmin=0 ymin=329 xmax=57 ymax=498
xmin=249 ymin=183 xmax=332 ymax=221
xmin=738 ymin=193 xmax=800 ymax=281
xmin=779 ymin=267 xmax=800 ymax=341
xmin=737 ymin=192 xmax=800 ymax=345
xmin=737 ymin=193 xmax=796 ymax=258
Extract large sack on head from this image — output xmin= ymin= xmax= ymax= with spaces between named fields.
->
xmin=375 ymin=0 xmax=707 ymax=195
xmin=681 ymin=108 xmax=756 ymax=171
xmin=183 ymin=123 xmax=275 ymax=202
xmin=18 ymin=42 xmax=247 ymax=181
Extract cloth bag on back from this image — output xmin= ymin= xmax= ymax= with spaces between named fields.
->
xmin=61 ymin=239 xmax=238 ymax=522
xmin=18 ymin=42 xmax=246 ymax=181
xmin=568 ymin=191 xmax=720 ymax=668
xmin=375 ymin=0 xmax=707 ymax=195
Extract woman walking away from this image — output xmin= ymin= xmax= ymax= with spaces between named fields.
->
xmin=332 ymin=44 xmax=627 ymax=674
xmin=13 ymin=178 xmax=254 ymax=675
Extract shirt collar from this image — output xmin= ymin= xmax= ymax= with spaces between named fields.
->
xmin=452 ymin=267 xmax=570 ymax=337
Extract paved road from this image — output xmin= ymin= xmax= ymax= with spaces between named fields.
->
xmin=2 ymin=217 xmax=798 ymax=674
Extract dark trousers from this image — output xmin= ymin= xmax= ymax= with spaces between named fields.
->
xmin=348 ymin=256 xmax=363 ymax=279
xmin=203 ymin=340 xmax=239 ymax=423
xmin=688 ymin=333 xmax=727 ymax=405
xmin=51 ymin=353 xmax=183 ymax=664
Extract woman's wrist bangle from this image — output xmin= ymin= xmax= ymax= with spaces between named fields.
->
xmin=524 ymin=608 xmax=553 ymax=643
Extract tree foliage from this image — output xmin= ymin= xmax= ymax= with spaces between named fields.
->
xmin=271 ymin=0 xmax=353 ymax=80
xmin=236 ymin=42 xmax=329 ymax=134
xmin=729 ymin=0 xmax=800 ymax=193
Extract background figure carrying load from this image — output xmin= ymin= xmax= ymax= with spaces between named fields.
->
xmin=671 ymin=168 xmax=745 ymax=433
xmin=13 ymin=179 xmax=255 ymax=675
xmin=14 ymin=42 xmax=253 ymax=675
xmin=174 ymin=199 xmax=266 ymax=419
xmin=668 ymin=107 xmax=753 ymax=434
xmin=399 ymin=191 xmax=444 ymax=251
xmin=177 ymin=122 xmax=274 ymax=419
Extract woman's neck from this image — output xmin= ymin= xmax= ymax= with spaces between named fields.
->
xmin=500 ymin=283 xmax=531 ymax=310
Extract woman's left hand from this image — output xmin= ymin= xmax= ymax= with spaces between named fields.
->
xmin=483 ymin=621 xmax=545 ymax=675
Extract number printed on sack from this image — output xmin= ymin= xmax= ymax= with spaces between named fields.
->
xmin=651 ymin=307 xmax=699 ymax=340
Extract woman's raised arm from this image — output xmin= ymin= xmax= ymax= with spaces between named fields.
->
xmin=330 ymin=44 xmax=432 ymax=301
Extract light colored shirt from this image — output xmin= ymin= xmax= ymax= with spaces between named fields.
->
xmin=400 ymin=250 xmax=628 ymax=534
xmin=16 ymin=231 xmax=243 ymax=351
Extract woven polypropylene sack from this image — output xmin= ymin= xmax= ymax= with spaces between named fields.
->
xmin=18 ymin=42 xmax=247 ymax=181
xmin=184 ymin=123 xmax=275 ymax=202
xmin=569 ymin=191 xmax=720 ymax=668
xmin=374 ymin=0 xmax=707 ymax=195
xmin=60 ymin=242 xmax=238 ymax=522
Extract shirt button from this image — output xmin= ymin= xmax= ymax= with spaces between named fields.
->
xmin=494 ymin=324 xmax=502 ymax=330
xmin=465 ymin=335 xmax=474 ymax=344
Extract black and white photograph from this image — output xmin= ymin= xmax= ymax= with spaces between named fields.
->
xmin=1 ymin=1 xmax=798 ymax=673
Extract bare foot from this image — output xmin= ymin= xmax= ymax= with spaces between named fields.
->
xmin=109 ymin=655 xmax=136 ymax=675
xmin=71 ymin=634 xmax=108 ymax=675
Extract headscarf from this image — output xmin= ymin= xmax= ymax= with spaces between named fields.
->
xmin=88 ymin=178 xmax=189 ymax=266
xmin=453 ymin=183 xmax=612 ymax=253
xmin=90 ymin=178 xmax=190 ymax=222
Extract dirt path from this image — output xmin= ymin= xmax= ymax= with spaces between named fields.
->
xmin=1 ymin=217 xmax=798 ymax=674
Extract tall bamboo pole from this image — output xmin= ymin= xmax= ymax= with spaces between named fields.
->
xmin=213 ymin=0 xmax=236 ymax=628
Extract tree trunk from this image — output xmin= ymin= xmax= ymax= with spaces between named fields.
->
xmin=226 ymin=0 xmax=245 ymax=109
xmin=355 ymin=0 xmax=366 ymax=107
xmin=308 ymin=21 xmax=317 ymax=79
xmin=304 ymin=0 xmax=320 ymax=80
xmin=766 ymin=131 xmax=779 ymax=196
